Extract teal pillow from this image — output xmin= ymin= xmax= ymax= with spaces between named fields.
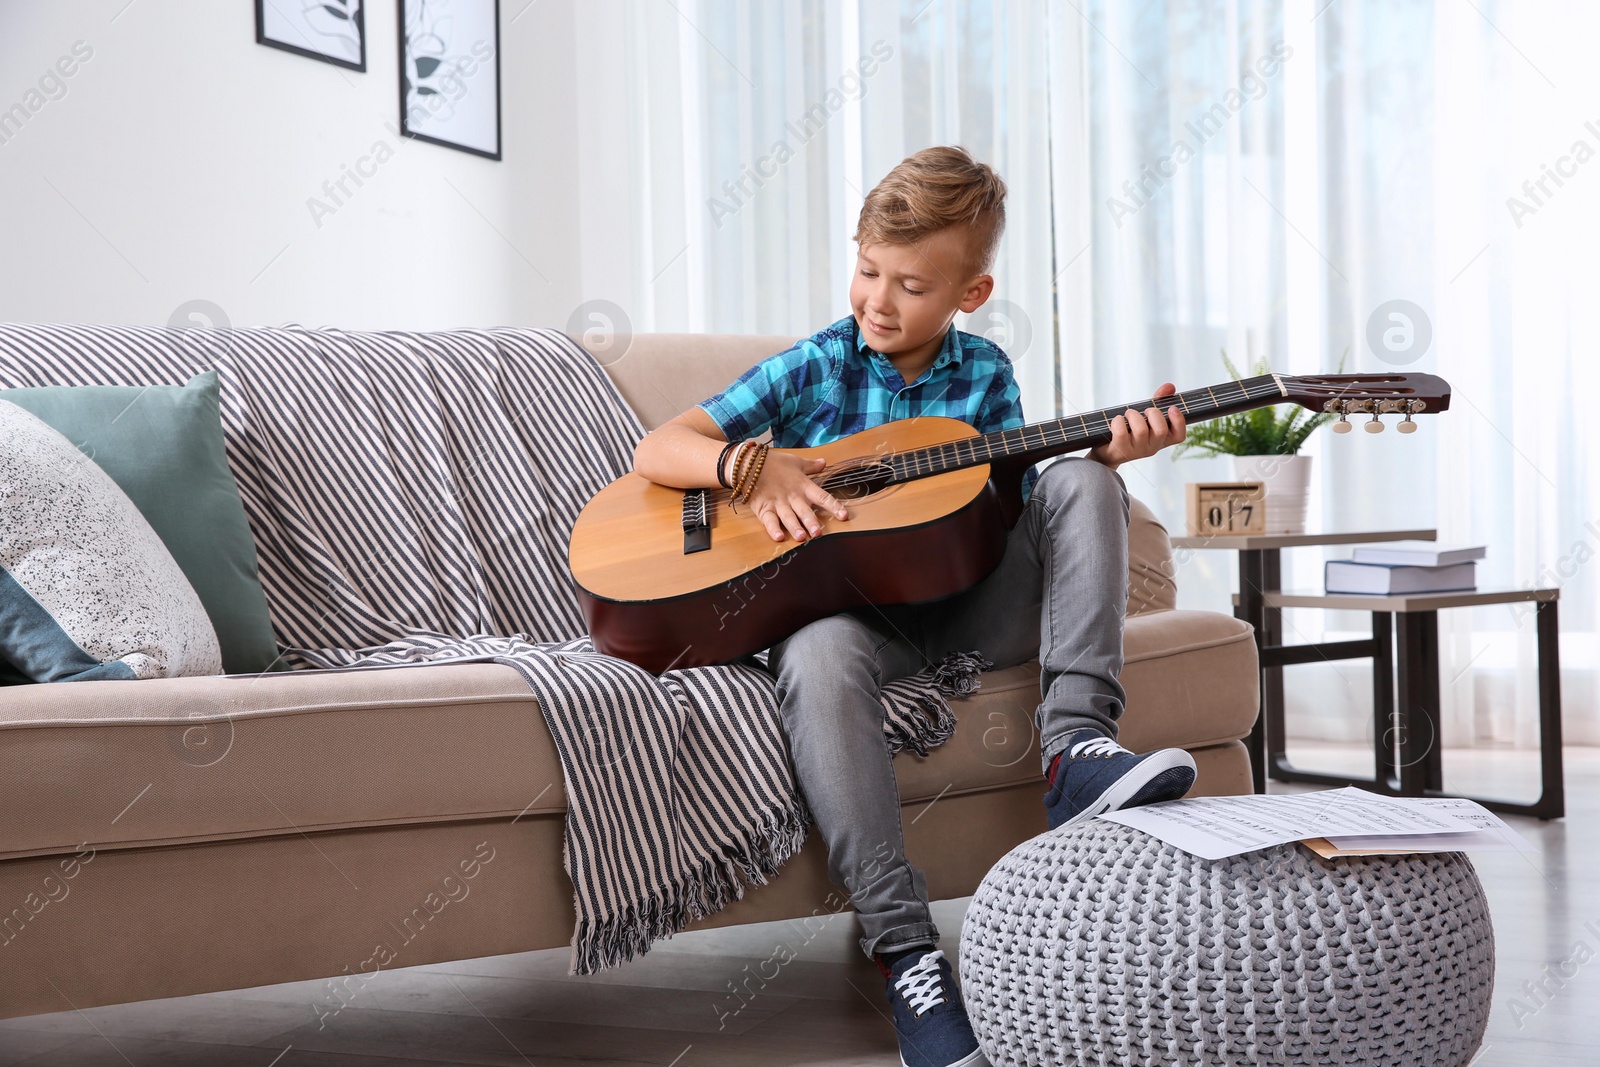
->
xmin=3 ymin=371 xmax=282 ymax=675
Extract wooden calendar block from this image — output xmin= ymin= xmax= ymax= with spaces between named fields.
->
xmin=1186 ymin=481 xmax=1267 ymax=536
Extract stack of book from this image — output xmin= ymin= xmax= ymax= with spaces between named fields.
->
xmin=1324 ymin=542 xmax=1485 ymax=595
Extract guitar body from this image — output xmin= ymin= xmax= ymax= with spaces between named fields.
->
xmin=569 ymin=417 xmax=1013 ymax=672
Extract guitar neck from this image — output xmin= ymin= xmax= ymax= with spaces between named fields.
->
xmin=886 ymin=374 xmax=1289 ymax=482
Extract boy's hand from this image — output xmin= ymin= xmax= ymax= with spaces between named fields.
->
xmin=1087 ymin=382 xmax=1187 ymax=471
xmin=744 ymin=453 xmax=850 ymax=542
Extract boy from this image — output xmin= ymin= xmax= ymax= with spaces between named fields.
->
xmin=632 ymin=146 xmax=1196 ymax=1067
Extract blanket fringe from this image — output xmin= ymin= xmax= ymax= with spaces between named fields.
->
xmin=931 ymin=649 xmax=993 ymax=698
xmin=882 ymin=649 xmax=992 ymax=758
xmin=569 ymin=803 xmax=811 ymax=975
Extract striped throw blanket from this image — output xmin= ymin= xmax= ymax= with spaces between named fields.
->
xmin=0 ymin=323 xmax=985 ymax=973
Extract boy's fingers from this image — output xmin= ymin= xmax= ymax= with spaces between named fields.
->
xmin=776 ymin=501 xmax=810 ymax=541
xmin=808 ymin=483 xmax=848 ymax=519
xmin=757 ymin=506 xmax=786 ymax=542
xmin=1133 ymin=408 xmax=1163 ymax=457
xmin=1105 ymin=414 xmax=1127 ymax=456
xmin=792 ymin=494 xmax=823 ymax=536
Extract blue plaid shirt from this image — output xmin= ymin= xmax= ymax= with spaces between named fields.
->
xmin=698 ymin=315 xmax=1036 ymax=501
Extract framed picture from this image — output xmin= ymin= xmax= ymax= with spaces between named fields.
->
xmin=255 ymin=0 xmax=367 ymax=72
xmin=398 ymin=0 xmax=502 ymax=160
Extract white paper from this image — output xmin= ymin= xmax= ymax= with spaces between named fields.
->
xmin=1325 ymin=797 xmax=1538 ymax=854
xmin=1099 ymin=787 xmax=1482 ymax=860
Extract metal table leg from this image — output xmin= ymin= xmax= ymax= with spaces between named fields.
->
xmin=1261 ymin=550 xmax=1288 ymax=781
xmin=1393 ymin=610 xmax=1438 ymax=798
xmin=1370 ymin=611 xmax=1396 ymax=792
xmin=1235 ymin=549 xmax=1269 ymax=794
xmin=1533 ymin=600 xmax=1566 ymax=819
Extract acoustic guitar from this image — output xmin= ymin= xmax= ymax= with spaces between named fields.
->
xmin=569 ymin=371 xmax=1450 ymax=672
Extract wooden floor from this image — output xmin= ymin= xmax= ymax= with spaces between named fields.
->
xmin=3 ymin=745 xmax=1597 ymax=1066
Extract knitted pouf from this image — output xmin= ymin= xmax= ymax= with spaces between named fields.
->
xmin=959 ymin=820 xmax=1494 ymax=1066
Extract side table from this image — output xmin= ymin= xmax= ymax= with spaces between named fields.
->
xmin=1256 ymin=587 xmax=1562 ymax=820
xmin=1172 ymin=529 xmax=1566 ymax=820
xmin=1170 ymin=528 xmax=1435 ymax=796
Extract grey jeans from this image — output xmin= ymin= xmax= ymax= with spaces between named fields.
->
xmin=766 ymin=456 xmax=1131 ymax=959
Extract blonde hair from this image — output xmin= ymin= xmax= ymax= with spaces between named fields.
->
xmin=854 ymin=146 xmax=1007 ymax=275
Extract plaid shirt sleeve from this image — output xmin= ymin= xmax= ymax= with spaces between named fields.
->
xmin=974 ymin=358 xmax=1038 ymax=503
xmin=696 ymin=342 xmax=826 ymax=442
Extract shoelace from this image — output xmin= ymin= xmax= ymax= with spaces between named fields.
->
xmin=1067 ymin=735 xmax=1127 ymax=760
xmin=893 ymin=950 xmax=950 ymax=1016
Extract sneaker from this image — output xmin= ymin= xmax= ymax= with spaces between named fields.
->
xmin=1044 ymin=728 xmax=1197 ymax=831
xmin=879 ymin=948 xmax=990 ymax=1067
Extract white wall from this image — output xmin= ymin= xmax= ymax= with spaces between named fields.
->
xmin=0 ymin=0 xmax=582 ymax=331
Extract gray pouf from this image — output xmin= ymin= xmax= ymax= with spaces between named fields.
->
xmin=959 ymin=820 xmax=1494 ymax=1066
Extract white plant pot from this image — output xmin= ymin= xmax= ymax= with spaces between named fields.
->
xmin=1231 ymin=454 xmax=1313 ymax=535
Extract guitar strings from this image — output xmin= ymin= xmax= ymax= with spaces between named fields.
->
xmin=701 ymin=383 xmax=1264 ymax=505
xmin=699 ymin=379 xmax=1276 ymax=512
xmin=707 ymin=376 xmax=1428 ymax=509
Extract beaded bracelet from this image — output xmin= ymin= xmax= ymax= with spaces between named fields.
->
xmin=729 ymin=444 xmax=758 ymax=505
xmin=733 ymin=443 xmax=770 ymax=506
xmin=725 ymin=440 xmax=754 ymax=496
xmin=729 ymin=443 xmax=761 ymax=509
xmin=746 ymin=444 xmax=772 ymax=500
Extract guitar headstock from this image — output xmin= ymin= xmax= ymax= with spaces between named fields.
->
xmin=1281 ymin=372 xmax=1451 ymax=434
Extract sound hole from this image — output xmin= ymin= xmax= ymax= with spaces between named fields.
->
xmin=820 ymin=461 xmax=894 ymax=500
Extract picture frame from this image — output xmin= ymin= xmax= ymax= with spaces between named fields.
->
xmin=255 ymin=0 xmax=367 ymax=72
xmin=397 ymin=0 xmax=503 ymax=160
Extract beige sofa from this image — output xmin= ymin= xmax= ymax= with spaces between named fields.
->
xmin=0 ymin=332 xmax=1258 ymax=1021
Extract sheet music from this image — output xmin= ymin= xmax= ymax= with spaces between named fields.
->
xmin=1099 ymin=787 xmax=1483 ymax=860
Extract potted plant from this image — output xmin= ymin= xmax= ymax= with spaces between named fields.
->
xmin=1172 ymin=351 xmax=1343 ymax=535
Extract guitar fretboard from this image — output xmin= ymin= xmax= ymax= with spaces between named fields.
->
xmin=885 ymin=374 xmax=1286 ymax=482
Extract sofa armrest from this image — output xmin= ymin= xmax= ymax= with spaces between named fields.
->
xmin=1116 ymin=608 xmax=1259 ymax=753
xmin=1127 ymin=496 xmax=1178 ymax=616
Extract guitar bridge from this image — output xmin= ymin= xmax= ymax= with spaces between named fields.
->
xmin=681 ymin=488 xmax=711 ymax=554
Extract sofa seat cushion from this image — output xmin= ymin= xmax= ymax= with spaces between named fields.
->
xmin=0 ymin=608 xmax=1256 ymax=861
xmin=0 ymin=662 xmax=553 ymax=861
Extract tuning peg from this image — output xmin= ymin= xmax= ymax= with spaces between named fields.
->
xmin=1365 ymin=412 xmax=1384 ymax=433
xmin=1330 ymin=401 xmax=1353 ymax=433
xmin=1397 ymin=400 xmax=1421 ymax=433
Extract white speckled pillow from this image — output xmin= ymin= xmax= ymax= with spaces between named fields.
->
xmin=0 ymin=399 xmax=222 ymax=682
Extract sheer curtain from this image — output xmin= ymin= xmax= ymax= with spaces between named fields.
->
xmin=1416 ymin=1 xmax=1600 ymax=750
xmin=575 ymin=0 xmax=1597 ymax=750
xmin=574 ymin=0 xmax=1068 ymax=410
